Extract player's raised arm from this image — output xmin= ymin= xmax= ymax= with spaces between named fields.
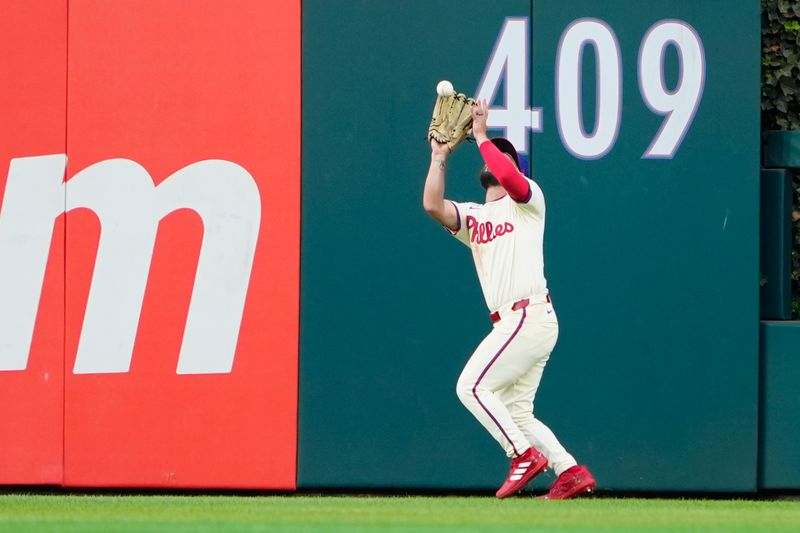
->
xmin=471 ymin=101 xmax=532 ymax=203
xmin=422 ymin=139 xmax=458 ymax=230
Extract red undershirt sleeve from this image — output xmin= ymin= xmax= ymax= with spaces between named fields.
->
xmin=478 ymin=139 xmax=532 ymax=203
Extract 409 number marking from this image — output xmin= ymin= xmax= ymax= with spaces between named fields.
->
xmin=475 ymin=17 xmax=705 ymax=160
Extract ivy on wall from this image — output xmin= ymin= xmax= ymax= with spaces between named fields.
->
xmin=762 ymin=0 xmax=800 ymax=318
xmin=762 ymin=0 xmax=800 ymax=130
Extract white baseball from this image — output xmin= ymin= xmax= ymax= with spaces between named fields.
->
xmin=436 ymin=80 xmax=455 ymax=97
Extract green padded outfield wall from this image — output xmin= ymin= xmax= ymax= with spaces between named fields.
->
xmin=759 ymin=322 xmax=800 ymax=490
xmin=300 ymin=0 xmax=760 ymax=491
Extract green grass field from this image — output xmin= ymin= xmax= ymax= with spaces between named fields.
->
xmin=1 ymin=494 xmax=799 ymax=533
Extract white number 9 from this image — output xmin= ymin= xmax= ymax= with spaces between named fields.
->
xmin=639 ymin=20 xmax=705 ymax=159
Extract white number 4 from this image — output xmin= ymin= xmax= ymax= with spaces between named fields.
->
xmin=475 ymin=18 xmax=541 ymax=154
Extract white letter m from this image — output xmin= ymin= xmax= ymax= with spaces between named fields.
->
xmin=0 ymin=155 xmax=261 ymax=374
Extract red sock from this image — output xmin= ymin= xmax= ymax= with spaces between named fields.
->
xmin=564 ymin=465 xmax=582 ymax=475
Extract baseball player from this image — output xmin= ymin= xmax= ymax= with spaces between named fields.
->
xmin=422 ymin=99 xmax=596 ymax=499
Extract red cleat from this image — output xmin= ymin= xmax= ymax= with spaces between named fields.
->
xmin=495 ymin=447 xmax=548 ymax=499
xmin=538 ymin=465 xmax=596 ymax=500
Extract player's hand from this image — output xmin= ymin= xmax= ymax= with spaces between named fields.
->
xmin=471 ymin=100 xmax=489 ymax=143
xmin=430 ymin=138 xmax=451 ymax=159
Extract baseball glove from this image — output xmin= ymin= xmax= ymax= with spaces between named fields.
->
xmin=428 ymin=92 xmax=477 ymax=151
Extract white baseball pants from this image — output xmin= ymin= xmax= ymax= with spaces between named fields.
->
xmin=456 ymin=300 xmax=578 ymax=477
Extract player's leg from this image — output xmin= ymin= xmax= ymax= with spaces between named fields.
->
xmin=456 ymin=308 xmax=552 ymax=498
xmin=493 ymin=303 xmax=576 ymax=474
xmin=505 ymin=370 xmax=597 ymax=500
xmin=500 ymin=357 xmax=578 ymax=477
xmin=495 ymin=309 xmax=596 ymax=499
xmin=455 ymin=311 xmax=539 ymax=458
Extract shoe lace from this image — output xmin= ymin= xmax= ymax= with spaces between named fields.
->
xmin=551 ymin=472 xmax=580 ymax=496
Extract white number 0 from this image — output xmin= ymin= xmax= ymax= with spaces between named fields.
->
xmin=556 ymin=19 xmax=622 ymax=160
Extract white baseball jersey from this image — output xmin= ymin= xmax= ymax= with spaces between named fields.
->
xmin=448 ymin=178 xmax=548 ymax=313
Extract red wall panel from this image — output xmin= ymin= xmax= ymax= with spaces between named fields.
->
xmin=0 ymin=0 xmax=67 ymax=485
xmin=63 ymin=0 xmax=300 ymax=488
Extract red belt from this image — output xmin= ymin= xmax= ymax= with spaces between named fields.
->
xmin=490 ymin=295 xmax=551 ymax=323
